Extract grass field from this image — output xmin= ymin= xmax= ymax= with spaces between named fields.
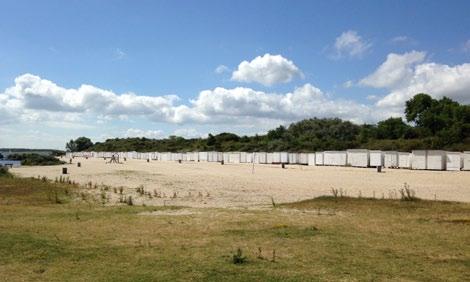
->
xmin=1 ymin=173 xmax=469 ymax=281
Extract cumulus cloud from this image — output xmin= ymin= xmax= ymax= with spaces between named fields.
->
xmin=1 ymin=73 xmax=396 ymax=134
xmin=2 ymin=73 xmax=184 ymax=123
xmin=359 ymin=51 xmax=470 ymax=108
xmin=125 ymin=128 xmax=164 ymax=139
xmin=360 ymin=51 xmax=426 ymax=88
xmin=231 ymin=53 xmax=302 ymax=86
xmin=188 ymin=83 xmax=386 ymax=124
xmin=333 ymin=30 xmax=372 ymax=59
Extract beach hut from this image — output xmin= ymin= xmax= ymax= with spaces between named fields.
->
xmin=463 ymin=152 xmax=470 ymax=171
xmin=369 ymin=150 xmax=383 ymax=167
xmin=280 ymin=152 xmax=289 ymax=164
xmin=198 ymin=152 xmax=208 ymax=162
xmin=384 ymin=151 xmax=398 ymax=168
xmin=240 ymin=152 xmax=247 ymax=163
xmin=288 ymin=153 xmax=299 ymax=164
xmin=299 ymin=153 xmax=309 ymax=165
xmin=426 ymin=150 xmax=446 ymax=170
xmin=229 ymin=152 xmax=241 ymax=163
xmin=323 ymin=151 xmax=347 ymax=166
xmin=272 ymin=152 xmax=281 ymax=164
xmin=315 ymin=152 xmax=324 ymax=165
xmin=266 ymin=153 xmax=273 ymax=164
xmin=246 ymin=152 xmax=253 ymax=163
xmin=258 ymin=152 xmax=267 ymax=164
xmin=223 ymin=153 xmax=230 ymax=163
xmin=347 ymin=149 xmax=369 ymax=167
xmin=446 ymin=152 xmax=463 ymax=171
xmin=398 ymin=152 xmax=411 ymax=169
xmin=307 ymin=153 xmax=315 ymax=166
xmin=411 ymin=150 xmax=426 ymax=170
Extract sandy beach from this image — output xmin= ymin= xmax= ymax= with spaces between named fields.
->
xmin=11 ymin=157 xmax=470 ymax=207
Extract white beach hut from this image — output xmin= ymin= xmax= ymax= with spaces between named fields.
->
xmin=463 ymin=151 xmax=470 ymax=171
xmin=299 ymin=153 xmax=309 ymax=165
xmin=369 ymin=150 xmax=384 ymax=167
xmin=446 ymin=152 xmax=463 ymax=171
xmin=246 ymin=152 xmax=253 ymax=163
xmin=266 ymin=153 xmax=274 ymax=164
xmin=426 ymin=150 xmax=446 ymax=170
xmin=229 ymin=152 xmax=241 ymax=163
xmin=258 ymin=152 xmax=267 ymax=164
xmin=315 ymin=152 xmax=324 ymax=165
xmin=240 ymin=152 xmax=247 ymax=163
xmin=384 ymin=151 xmax=399 ymax=168
xmin=323 ymin=151 xmax=347 ymax=166
xmin=411 ymin=150 xmax=426 ymax=170
xmin=288 ymin=153 xmax=299 ymax=164
xmin=398 ymin=152 xmax=411 ymax=169
xmin=307 ymin=153 xmax=316 ymax=166
xmin=347 ymin=149 xmax=369 ymax=167
xmin=272 ymin=152 xmax=281 ymax=164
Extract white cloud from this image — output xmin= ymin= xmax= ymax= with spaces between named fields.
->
xmin=214 ymin=65 xmax=230 ymax=74
xmin=342 ymin=80 xmax=354 ymax=88
xmin=114 ymin=48 xmax=126 ymax=60
xmin=462 ymin=39 xmax=470 ymax=53
xmin=0 ymin=73 xmax=397 ymax=139
xmin=333 ymin=30 xmax=372 ymax=59
xmin=172 ymin=128 xmax=202 ymax=138
xmin=188 ymin=83 xmax=387 ymax=124
xmin=359 ymin=51 xmax=470 ymax=108
xmin=231 ymin=53 xmax=302 ymax=86
xmin=360 ymin=51 xmax=426 ymax=88
xmin=2 ymin=73 xmax=183 ymax=123
xmin=125 ymin=128 xmax=164 ymax=139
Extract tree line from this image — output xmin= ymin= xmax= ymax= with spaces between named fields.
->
xmin=67 ymin=94 xmax=470 ymax=153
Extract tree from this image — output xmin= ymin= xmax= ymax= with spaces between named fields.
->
xmin=66 ymin=137 xmax=93 ymax=152
xmin=0 ymin=153 xmax=3 ymax=160
xmin=376 ymin=117 xmax=410 ymax=139
xmin=405 ymin=93 xmax=434 ymax=124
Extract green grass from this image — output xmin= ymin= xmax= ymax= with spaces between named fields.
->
xmin=0 ymin=176 xmax=469 ymax=281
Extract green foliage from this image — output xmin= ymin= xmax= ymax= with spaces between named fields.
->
xmin=78 ymin=94 xmax=469 ymax=152
xmin=8 ymin=153 xmax=66 ymax=166
xmin=0 ymin=167 xmax=11 ymax=177
xmin=66 ymin=137 xmax=93 ymax=152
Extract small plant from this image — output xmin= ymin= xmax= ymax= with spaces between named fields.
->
xmin=41 ymin=176 xmax=48 ymax=182
xmin=113 ymin=187 xmax=117 ymax=193
xmin=399 ymin=183 xmax=419 ymax=201
xmin=136 ymin=185 xmax=145 ymax=196
xmin=271 ymin=249 xmax=276 ymax=263
xmin=257 ymin=247 xmax=263 ymax=259
xmin=119 ymin=186 xmax=124 ymax=195
xmin=331 ymin=188 xmax=339 ymax=198
xmin=271 ymin=197 xmax=276 ymax=207
xmin=232 ymin=248 xmax=247 ymax=264
xmin=126 ymin=196 xmax=134 ymax=206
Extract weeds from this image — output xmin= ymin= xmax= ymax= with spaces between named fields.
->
xmin=399 ymin=183 xmax=419 ymax=201
xmin=232 ymin=248 xmax=246 ymax=264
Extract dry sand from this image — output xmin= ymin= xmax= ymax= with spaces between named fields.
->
xmin=11 ymin=157 xmax=470 ymax=208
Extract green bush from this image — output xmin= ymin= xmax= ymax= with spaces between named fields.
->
xmin=8 ymin=153 xmax=66 ymax=166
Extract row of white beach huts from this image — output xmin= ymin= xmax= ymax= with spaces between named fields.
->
xmin=66 ymin=150 xmax=470 ymax=171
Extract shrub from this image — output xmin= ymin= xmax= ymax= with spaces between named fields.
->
xmin=232 ymin=248 xmax=247 ymax=264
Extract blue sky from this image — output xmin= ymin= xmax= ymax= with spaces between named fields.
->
xmin=1 ymin=0 xmax=469 ymax=149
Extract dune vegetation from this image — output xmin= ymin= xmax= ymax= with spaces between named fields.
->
xmin=1 ymin=174 xmax=469 ymax=281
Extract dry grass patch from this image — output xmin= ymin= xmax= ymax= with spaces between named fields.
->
xmin=0 ymin=175 xmax=469 ymax=281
